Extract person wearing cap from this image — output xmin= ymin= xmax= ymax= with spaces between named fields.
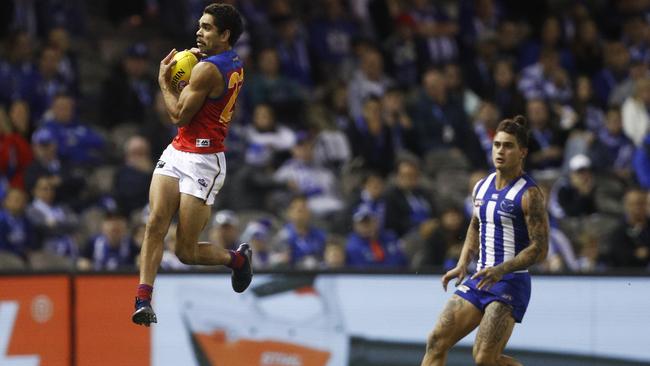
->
xmin=548 ymin=154 xmax=597 ymax=219
xmin=345 ymin=204 xmax=407 ymax=268
xmin=24 ymin=127 xmax=86 ymax=210
xmin=208 ymin=210 xmax=240 ymax=251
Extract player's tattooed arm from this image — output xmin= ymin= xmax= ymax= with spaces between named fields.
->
xmin=496 ymin=186 xmax=549 ymax=274
xmin=458 ymin=215 xmax=480 ymax=267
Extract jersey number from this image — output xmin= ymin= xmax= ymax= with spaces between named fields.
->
xmin=219 ymin=70 xmax=244 ymax=125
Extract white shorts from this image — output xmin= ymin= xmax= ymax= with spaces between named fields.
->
xmin=153 ymin=145 xmax=226 ymax=205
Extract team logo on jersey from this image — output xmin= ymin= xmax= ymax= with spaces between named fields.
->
xmin=474 ymin=199 xmax=484 ymax=207
xmin=156 ymin=160 xmax=166 ymax=169
xmin=196 ymin=139 xmax=211 ymax=147
xmin=500 ymin=199 xmax=516 ymax=213
xmin=501 ymin=293 xmax=513 ymax=301
xmin=197 ymin=178 xmax=208 ymax=188
xmin=457 ymin=284 xmax=470 ymax=293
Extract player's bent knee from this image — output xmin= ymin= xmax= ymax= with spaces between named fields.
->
xmin=474 ymin=351 xmax=499 ymax=366
xmin=175 ymin=246 xmax=195 ymax=264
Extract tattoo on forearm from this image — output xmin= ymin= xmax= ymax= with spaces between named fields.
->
xmin=460 ymin=216 xmax=480 ymax=264
xmin=498 ymin=187 xmax=549 ymax=274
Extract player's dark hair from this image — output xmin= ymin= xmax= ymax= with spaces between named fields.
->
xmin=496 ymin=115 xmax=530 ymax=148
xmin=204 ymin=3 xmax=244 ymax=46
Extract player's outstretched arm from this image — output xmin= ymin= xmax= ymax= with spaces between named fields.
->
xmin=442 ymin=215 xmax=479 ymax=291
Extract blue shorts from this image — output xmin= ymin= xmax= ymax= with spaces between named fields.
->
xmin=454 ymin=272 xmax=531 ymax=323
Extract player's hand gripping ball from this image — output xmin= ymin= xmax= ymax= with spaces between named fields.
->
xmin=170 ymin=50 xmax=199 ymax=92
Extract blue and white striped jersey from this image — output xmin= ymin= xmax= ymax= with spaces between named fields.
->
xmin=472 ymin=172 xmax=538 ymax=271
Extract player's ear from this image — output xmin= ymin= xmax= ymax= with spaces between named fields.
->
xmin=520 ymin=147 xmax=528 ymax=160
xmin=219 ymin=29 xmax=231 ymax=44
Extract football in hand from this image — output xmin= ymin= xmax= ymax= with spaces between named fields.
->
xmin=170 ymin=50 xmax=199 ymax=92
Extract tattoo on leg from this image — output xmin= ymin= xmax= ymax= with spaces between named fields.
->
xmin=476 ymin=302 xmax=513 ymax=349
xmin=439 ymin=297 xmax=464 ymax=329
xmin=427 ymin=297 xmax=464 ymax=353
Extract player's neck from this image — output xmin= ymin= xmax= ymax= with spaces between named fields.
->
xmin=207 ymin=45 xmax=231 ymax=56
xmin=495 ymin=166 xmax=523 ymax=189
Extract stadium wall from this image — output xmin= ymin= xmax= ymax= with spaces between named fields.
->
xmin=0 ymin=273 xmax=648 ymax=366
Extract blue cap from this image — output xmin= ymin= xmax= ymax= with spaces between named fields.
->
xmin=31 ymin=129 xmax=55 ymax=145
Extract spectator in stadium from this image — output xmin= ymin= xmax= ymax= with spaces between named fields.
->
xmin=17 ymin=45 xmax=72 ymax=121
xmin=548 ymin=154 xmax=597 ymax=219
xmin=345 ymin=205 xmax=407 ymax=268
xmin=381 ymin=87 xmax=419 ymax=156
xmin=609 ymin=56 xmax=649 ymax=107
xmin=0 ymin=188 xmax=34 ymax=262
xmin=229 ymin=143 xmax=285 ymax=212
xmin=570 ymin=18 xmax=603 ymax=78
xmin=518 ymin=16 xmax=574 ymax=73
xmin=408 ymin=0 xmax=459 ymax=66
xmin=525 ymin=99 xmax=566 ymax=171
xmin=207 ymin=210 xmax=240 ymax=251
xmin=100 ymin=42 xmax=156 ymax=127
xmin=347 ymin=47 xmax=394 ymax=120
xmin=24 ymin=128 xmax=86 ymax=210
xmin=0 ymin=31 xmax=36 ymax=107
xmin=273 ymin=132 xmax=343 ymax=217
xmin=488 ymin=58 xmax=526 ymax=118
xmin=25 ymin=175 xmax=78 ymax=261
xmin=633 ymin=134 xmax=650 ymax=189
xmin=113 ymin=136 xmax=153 ymax=216
xmin=346 ymin=96 xmax=395 ymax=176
xmin=384 ymin=158 xmax=437 ymax=238
xmin=244 ymin=47 xmax=305 ymax=125
xmin=345 ymin=171 xmax=387 ymax=230
xmin=46 ymin=26 xmax=79 ymax=96
xmin=0 ymin=113 xmax=33 ymax=190
xmin=272 ymin=14 xmax=312 ymax=87
xmin=593 ymin=41 xmax=629 ymax=107
xmin=603 ymin=188 xmax=650 ymax=268
xmin=244 ymin=103 xmax=296 ymax=163
xmin=412 ymin=68 xmax=469 ymax=154
xmin=308 ymin=0 xmax=359 ymax=82
xmin=78 ymin=212 xmax=139 ymax=271
xmin=518 ymin=48 xmax=572 ymax=104
xmin=382 ymin=13 xmax=423 ymax=89
xmin=413 ymin=206 xmax=467 ymax=271
xmin=622 ymin=78 xmax=650 ymax=147
xmin=39 ymin=93 xmax=105 ymax=166
xmin=573 ymin=75 xmax=605 ymax=133
xmin=7 ymin=100 xmax=31 ymax=138
xmin=588 ymin=107 xmax=635 ymax=181
xmin=272 ymin=195 xmax=327 ymax=269
xmin=468 ymin=101 xmax=500 ymax=169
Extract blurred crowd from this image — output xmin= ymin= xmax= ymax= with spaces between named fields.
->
xmin=0 ymin=0 xmax=649 ymax=273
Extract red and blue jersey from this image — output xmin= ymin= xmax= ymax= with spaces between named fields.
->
xmin=172 ymin=49 xmax=244 ymax=154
